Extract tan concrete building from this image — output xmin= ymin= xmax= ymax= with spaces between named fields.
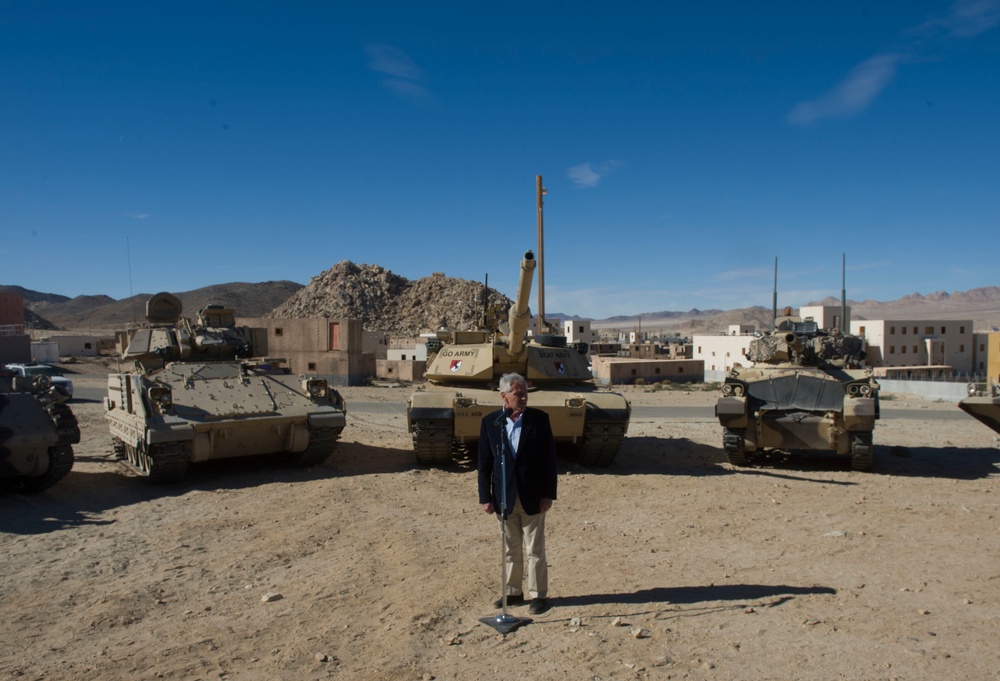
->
xmin=850 ymin=318 xmax=974 ymax=374
xmin=238 ymin=317 xmax=365 ymax=385
xmin=973 ymin=331 xmax=1000 ymax=382
xmin=591 ymin=356 xmax=702 ymax=385
xmin=799 ymin=305 xmax=851 ymax=330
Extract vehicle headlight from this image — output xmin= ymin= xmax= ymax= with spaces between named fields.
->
xmin=305 ymin=379 xmax=328 ymax=398
xmin=148 ymin=386 xmax=172 ymax=406
xmin=859 ymin=384 xmax=871 ymax=396
xmin=723 ymin=384 xmax=733 ymax=396
xmin=732 ymin=385 xmax=744 ymax=397
xmin=848 ymin=384 xmax=860 ymax=396
xmin=969 ymin=383 xmax=978 ymax=396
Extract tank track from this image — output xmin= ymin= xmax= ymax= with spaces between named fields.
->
xmin=119 ymin=439 xmax=190 ymax=484
xmin=850 ymin=432 xmax=873 ymax=472
xmin=47 ymin=402 xmax=80 ymax=446
xmin=11 ymin=445 xmax=75 ymax=493
xmin=411 ymin=418 xmax=454 ymax=466
xmin=573 ymin=418 xmax=626 ymax=467
xmin=283 ymin=427 xmax=340 ymax=467
xmin=723 ymin=428 xmax=750 ymax=466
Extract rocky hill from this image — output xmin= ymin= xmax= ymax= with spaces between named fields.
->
xmin=270 ymin=261 xmax=512 ymax=335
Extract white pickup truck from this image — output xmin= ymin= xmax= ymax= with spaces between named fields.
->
xmin=3 ymin=363 xmax=74 ymax=398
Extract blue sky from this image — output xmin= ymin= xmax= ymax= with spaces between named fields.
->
xmin=2 ymin=1 xmax=998 ymax=319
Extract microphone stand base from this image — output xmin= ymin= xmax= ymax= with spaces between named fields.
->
xmin=479 ymin=614 xmax=532 ymax=635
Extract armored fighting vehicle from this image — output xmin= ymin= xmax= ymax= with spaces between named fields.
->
xmin=958 ymin=382 xmax=1000 ymax=435
xmin=715 ymin=308 xmax=880 ymax=471
xmin=406 ymin=251 xmax=631 ymax=467
xmin=0 ymin=368 xmax=80 ymax=492
xmin=105 ymin=293 xmax=347 ymax=483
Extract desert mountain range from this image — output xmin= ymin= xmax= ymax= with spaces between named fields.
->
xmin=4 ymin=265 xmax=1000 ymax=336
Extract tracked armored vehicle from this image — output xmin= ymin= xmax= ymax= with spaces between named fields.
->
xmin=407 ymin=251 xmax=631 ymax=467
xmin=105 ymin=293 xmax=347 ymax=483
xmin=715 ymin=308 xmax=880 ymax=471
xmin=958 ymin=382 xmax=1000 ymax=435
xmin=1 ymin=368 xmax=80 ymax=492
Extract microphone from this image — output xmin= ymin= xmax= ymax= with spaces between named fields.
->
xmin=494 ymin=407 xmax=513 ymax=425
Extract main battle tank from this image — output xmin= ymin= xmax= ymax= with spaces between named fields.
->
xmin=105 ymin=293 xmax=347 ymax=483
xmin=715 ymin=308 xmax=880 ymax=471
xmin=1 ymin=368 xmax=80 ymax=492
xmin=406 ymin=251 xmax=631 ymax=467
xmin=958 ymin=382 xmax=1000 ymax=435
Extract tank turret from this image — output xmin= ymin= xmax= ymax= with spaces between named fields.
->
xmin=408 ymin=250 xmax=630 ymax=467
xmin=106 ymin=293 xmax=346 ymax=483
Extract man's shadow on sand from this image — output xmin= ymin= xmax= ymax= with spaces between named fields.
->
xmin=554 ymin=583 xmax=835 ymax=609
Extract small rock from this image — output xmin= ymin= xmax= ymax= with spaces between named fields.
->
xmin=652 ymin=655 xmax=673 ymax=667
xmin=314 ymin=653 xmax=328 ymax=662
xmin=611 ymin=616 xmax=624 ymax=627
xmin=630 ymin=627 xmax=650 ymax=639
xmin=261 ymin=592 xmax=284 ymax=603
xmin=824 ymin=530 xmax=846 ymax=537
xmin=918 ymin=609 xmax=930 ymax=615
xmin=570 ymin=617 xmax=582 ymax=627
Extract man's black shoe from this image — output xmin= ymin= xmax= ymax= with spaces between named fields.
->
xmin=528 ymin=598 xmax=549 ymax=614
xmin=493 ymin=594 xmax=525 ymax=609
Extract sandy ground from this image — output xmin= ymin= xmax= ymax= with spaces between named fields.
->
xmin=3 ymin=362 xmax=1000 ymax=681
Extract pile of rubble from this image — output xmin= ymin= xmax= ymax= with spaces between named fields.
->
xmin=268 ymin=261 xmax=512 ymax=335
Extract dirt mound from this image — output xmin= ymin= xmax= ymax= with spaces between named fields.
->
xmin=270 ymin=261 xmax=513 ymax=335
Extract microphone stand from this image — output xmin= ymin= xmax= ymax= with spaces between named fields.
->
xmin=480 ymin=413 xmax=531 ymax=634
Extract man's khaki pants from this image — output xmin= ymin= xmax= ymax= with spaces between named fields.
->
xmin=500 ymin=496 xmax=548 ymax=599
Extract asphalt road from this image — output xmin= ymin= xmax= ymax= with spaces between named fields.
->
xmin=75 ymin=386 xmax=967 ymax=420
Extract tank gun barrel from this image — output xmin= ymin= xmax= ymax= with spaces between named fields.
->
xmin=508 ymin=251 xmax=536 ymax=356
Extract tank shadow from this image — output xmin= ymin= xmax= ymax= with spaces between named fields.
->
xmin=569 ymin=436 xmax=730 ymax=476
xmin=724 ymin=444 xmax=1000 ymax=480
xmin=874 ymin=444 xmax=1000 ymax=480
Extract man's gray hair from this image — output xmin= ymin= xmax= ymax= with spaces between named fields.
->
xmin=499 ymin=372 xmax=527 ymax=394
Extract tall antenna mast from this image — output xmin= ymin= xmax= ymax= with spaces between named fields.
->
xmin=841 ymin=253 xmax=847 ymax=333
xmin=772 ymin=256 xmax=778 ymax=327
xmin=536 ymin=175 xmax=547 ymax=333
xmin=127 ymin=235 xmax=137 ymax=324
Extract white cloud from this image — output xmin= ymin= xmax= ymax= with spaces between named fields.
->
xmin=941 ymin=0 xmax=1000 ymax=37
xmin=788 ymin=0 xmax=1000 ymax=125
xmin=567 ymin=160 xmax=621 ymax=188
xmin=365 ymin=44 xmax=429 ymax=99
xmin=125 ymin=212 xmax=151 ymax=220
xmin=788 ymin=53 xmax=903 ymax=125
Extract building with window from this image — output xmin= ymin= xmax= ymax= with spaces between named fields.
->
xmin=849 ymin=319 xmax=974 ymax=374
xmin=237 ymin=317 xmax=365 ymax=385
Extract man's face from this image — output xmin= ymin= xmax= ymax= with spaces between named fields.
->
xmin=501 ymin=382 xmax=528 ymax=417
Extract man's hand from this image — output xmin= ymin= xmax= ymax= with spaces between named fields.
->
xmin=482 ymin=502 xmax=495 ymax=514
xmin=540 ymin=498 xmax=553 ymax=513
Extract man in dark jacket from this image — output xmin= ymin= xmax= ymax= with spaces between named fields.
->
xmin=478 ymin=372 xmax=558 ymax=615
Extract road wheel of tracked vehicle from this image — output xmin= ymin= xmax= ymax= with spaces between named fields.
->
xmin=573 ymin=419 xmax=626 ymax=467
xmin=411 ymin=419 xmax=455 ymax=466
xmin=282 ymin=427 xmax=340 ymax=467
xmin=724 ymin=428 xmax=750 ymax=466
xmin=850 ymin=432 xmax=873 ymax=472
xmin=120 ymin=441 xmax=189 ymax=484
xmin=111 ymin=437 xmax=127 ymax=460
xmin=13 ymin=445 xmax=75 ymax=493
